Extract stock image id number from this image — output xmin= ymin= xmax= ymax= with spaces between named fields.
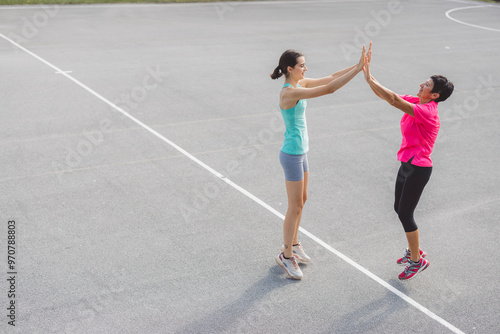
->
xmin=8 ymin=220 xmax=16 ymax=271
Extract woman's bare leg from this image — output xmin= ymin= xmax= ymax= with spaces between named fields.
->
xmin=283 ymin=178 xmax=304 ymax=258
xmin=292 ymin=171 xmax=308 ymax=245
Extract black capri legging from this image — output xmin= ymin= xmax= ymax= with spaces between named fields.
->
xmin=394 ymin=160 xmax=432 ymax=232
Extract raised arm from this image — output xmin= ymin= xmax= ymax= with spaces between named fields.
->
xmin=363 ymin=43 xmax=414 ymax=116
xmin=299 ymin=64 xmax=357 ymax=88
xmin=283 ymin=46 xmax=366 ymax=103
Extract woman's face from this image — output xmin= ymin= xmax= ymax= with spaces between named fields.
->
xmin=417 ymin=78 xmax=438 ymax=101
xmin=288 ymin=56 xmax=307 ymax=81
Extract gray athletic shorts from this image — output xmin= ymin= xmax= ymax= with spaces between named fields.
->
xmin=279 ymin=150 xmax=309 ymax=181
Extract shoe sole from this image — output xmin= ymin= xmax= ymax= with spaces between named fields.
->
xmin=398 ymin=261 xmax=429 ymax=281
xmin=275 ymin=257 xmax=302 ymax=280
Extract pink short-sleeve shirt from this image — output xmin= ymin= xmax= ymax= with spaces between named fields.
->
xmin=397 ymin=95 xmax=440 ymax=167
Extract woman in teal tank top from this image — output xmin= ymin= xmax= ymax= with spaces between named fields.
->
xmin=270 ymin=48 xmax=367 ymax=279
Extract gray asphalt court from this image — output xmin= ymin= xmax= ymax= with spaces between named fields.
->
xmin=1 ymin=0 xmax=500 ymax=333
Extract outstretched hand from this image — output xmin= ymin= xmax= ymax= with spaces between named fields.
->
xmin=357 ymin=44 xmax=366 ymax=71
xmin=363 ymin=42 xmax=373 ymax=82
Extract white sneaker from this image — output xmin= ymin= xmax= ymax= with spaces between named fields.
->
xmin=275 ymin=252 xmax=303 ymax=280
xmin=280 ymin=242 xmax=311 ymax=263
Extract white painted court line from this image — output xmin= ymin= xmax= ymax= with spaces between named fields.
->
xmin=445 ymin=4 xmax=500 ymax=33
xmin=0 ymin=33 xmax=465 ymax=334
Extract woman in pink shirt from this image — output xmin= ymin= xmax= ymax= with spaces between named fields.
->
xmin=363 ymin=43 xmax=454 ymax=280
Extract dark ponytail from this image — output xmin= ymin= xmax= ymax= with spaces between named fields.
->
xmin=270 ymin=66 xmax=283 ymax=80
xmin=270 ymin=49 xmax=304 ymax=80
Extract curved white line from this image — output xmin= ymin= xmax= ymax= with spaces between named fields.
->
xmin=446 ymin=5 xmax=500 ymax=33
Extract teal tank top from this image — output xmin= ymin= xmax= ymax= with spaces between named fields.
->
xmin=280 ymin=83 xmax=309 ymax=155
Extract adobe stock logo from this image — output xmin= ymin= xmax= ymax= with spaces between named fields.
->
xmin=213 ymin=2 xmax=240 ymax=21
xmin=112 ymin=65 xmax=167 ymax=113
xmin=51 ymin=65 xmax=168 ymax=183
xmin=438 ymin=74 xmax=498 ymax=143
xmin=8 ymin=6 xmax=59 ymax=46
xmin=340 ymin=1 xmax=403 ymax=61
xmin=179 ymin=112 xmax=284 ymax=222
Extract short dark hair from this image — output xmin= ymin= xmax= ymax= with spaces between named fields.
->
xmin=431 ymin=75 xmax=454 ymax=102
xmin=270 ymin=49 xmax=304 ymax=80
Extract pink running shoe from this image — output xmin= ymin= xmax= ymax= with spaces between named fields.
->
xmin=397 ymin=248 xmax=427 ymax=266
xmin=398 ymin=257 xmax=429 ymax=281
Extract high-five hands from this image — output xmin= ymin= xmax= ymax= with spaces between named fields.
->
xmin=363 ymin=42 xmax=373 ymax=82
xmin=357 ymin=44 xmax=367 ymax=72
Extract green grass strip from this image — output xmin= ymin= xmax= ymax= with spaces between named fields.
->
xmin=0 ymin=0 xmax=258 ymax=5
